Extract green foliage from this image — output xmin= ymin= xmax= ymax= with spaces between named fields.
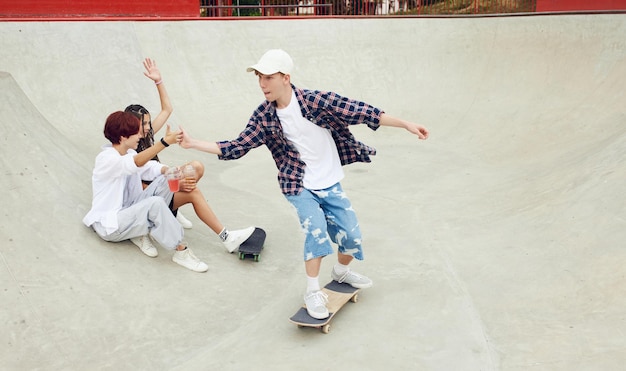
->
xmin=234 ymin=0 xmax=261 ymax=16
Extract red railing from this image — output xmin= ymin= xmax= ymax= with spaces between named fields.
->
xmin=200 ymin=0 xmax=538 ymax=17
xmin=2 ymin=0 xmax=625 ymax=18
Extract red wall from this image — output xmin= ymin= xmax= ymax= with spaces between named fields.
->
xmin=536 ymin=0 xmax=626 ymax=12
xmin=0 ymin=0 xmax=199 ymax=18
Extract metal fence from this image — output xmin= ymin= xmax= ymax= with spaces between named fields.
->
xmin=200 ymin=0 xmax=537 ymax=17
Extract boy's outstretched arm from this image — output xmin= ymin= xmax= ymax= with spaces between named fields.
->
xmin=379 ymin=113 xmax=429 ymax=140
xmin=179 ymin=126 xmax=222 ymax=155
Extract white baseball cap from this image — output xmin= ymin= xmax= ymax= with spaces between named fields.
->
xmin=246 ymin=49 xmax=294 ymax=75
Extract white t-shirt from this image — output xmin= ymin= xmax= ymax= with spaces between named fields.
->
xmin=82 ymin=144 xmax=163 ymax=234
xmin=276 ymin=91 xmax=344 ymax=190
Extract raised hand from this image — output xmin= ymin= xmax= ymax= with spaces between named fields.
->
xmin=143 ymin=58 xmax=162 ymax=83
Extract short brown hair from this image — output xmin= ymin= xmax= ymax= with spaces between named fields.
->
xmin=103 ymin=111 xmax=140 ymax=144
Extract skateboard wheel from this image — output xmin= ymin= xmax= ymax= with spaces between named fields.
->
xmin=351 ymin=294 xmax=359 ymax=303
xmin=322 ymin=324 xmax=331 ymax=334
xmin=254 ymin=255 xmax=260 ymax=262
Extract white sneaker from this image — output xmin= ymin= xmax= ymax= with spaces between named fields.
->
xmin=172 ymin=247 xmax=208 ymax=273
xmin=331 ymin=268 xmax=373 ymax=289
xmin=176 ymin=212 xmax=193 ymax=229
xmin=223 ymin=226 xmax=255 ymax=253
xmin=130 ymin=235 xmax=158 ymax=258
xmin=304 ymin=290 xmax=329 ymax=319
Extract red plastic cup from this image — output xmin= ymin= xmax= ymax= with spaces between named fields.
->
xmin=166 ymin=167 xmax=181 ymax=192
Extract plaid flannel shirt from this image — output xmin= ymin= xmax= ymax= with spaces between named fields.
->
xmin=218 ymin=85 xmax=383 ymax=195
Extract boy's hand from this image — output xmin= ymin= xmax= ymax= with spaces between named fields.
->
xmin=177 ymin=125 xmax=221 ymax=155
xmin=178 ymin=125 xmax=193 ymax=149
xmin=407 ymin=123 xmax=429 ymax=140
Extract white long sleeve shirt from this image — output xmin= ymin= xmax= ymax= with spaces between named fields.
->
xmin=83 ymin=144 xmax=163 ymax=234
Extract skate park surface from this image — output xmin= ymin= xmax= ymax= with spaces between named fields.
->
xmin=1 ymin=14 xmax=625 ymax=371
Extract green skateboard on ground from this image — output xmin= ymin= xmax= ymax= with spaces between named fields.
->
xmin=237 ymin=227 xmax=266 ymax=262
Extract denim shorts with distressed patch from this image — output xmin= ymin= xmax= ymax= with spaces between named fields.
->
xmin=285 ymin=182 xmax=363 ymax=261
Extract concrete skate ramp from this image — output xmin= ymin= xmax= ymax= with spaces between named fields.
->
xmin=1 ymin=14 xmax=625 ymax=370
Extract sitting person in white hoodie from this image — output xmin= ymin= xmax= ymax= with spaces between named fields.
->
xmin=83 ymin=111 xmax=254 ymax=272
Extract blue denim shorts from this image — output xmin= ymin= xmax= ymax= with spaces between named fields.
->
xmin=285 ymin=183 xmax=363 ymax=262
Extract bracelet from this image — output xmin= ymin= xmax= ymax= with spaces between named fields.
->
xmin=160 ymin=137 xmax=169 ymax=147
xmin=155 ymin=80 xmax=163 ymax=85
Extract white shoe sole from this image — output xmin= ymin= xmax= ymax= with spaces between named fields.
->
xmin=172 ymin=258 xmax=208 ymax=272
xmin=306 ymin=309 xmax=330 ymax=320
xmin=224 ymin=227 xmax=255 ymax=253
xmin=130 ymin=237 xmax=158 ymax=258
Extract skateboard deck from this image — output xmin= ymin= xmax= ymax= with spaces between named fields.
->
xmin=289 ymin=280 xmax=360 ymax=334
xmin=237 ymin=227 xmax=266 ymax=262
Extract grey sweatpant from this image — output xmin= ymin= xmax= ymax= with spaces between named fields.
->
xmin=92 ymin=175 xmax=183 ymax=250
